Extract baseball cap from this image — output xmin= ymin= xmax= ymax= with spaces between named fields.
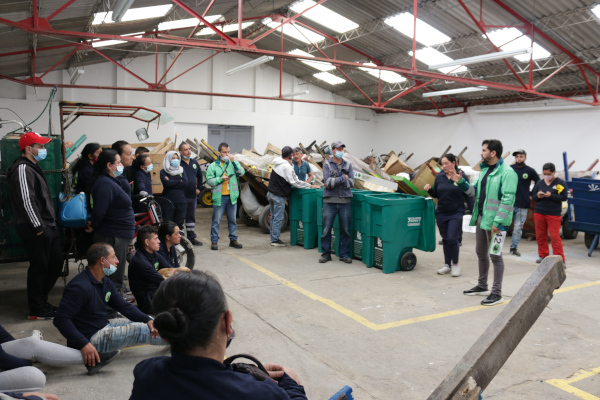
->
xmin=512 ymin=149 xmax=527 ymax=157
xmin=331 ymin=141 xmax=346 ymax=149
xmin=19 ymin=131 xmax=51 ymax=151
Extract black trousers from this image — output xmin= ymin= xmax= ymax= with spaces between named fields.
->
xmin=162 ymin=201 xmax=186 ymax=233
xmin=17 ymin=224 xmax=64 ymax=311
xmin=184 ymin=197 xmax=197 ymax=239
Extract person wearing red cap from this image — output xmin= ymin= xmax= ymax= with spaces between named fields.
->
xmin=6 ymin=132 xmax=63 ymax=320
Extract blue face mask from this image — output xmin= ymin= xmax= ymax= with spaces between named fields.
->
xmin=33 ymin=148 xmax=47 ymax=162
xmin=113 ymin=165 xmax=124 ymax=177
xmin=146 ymin=164 xmax=154 ymax=172
xmin=171 ymin=159 xmax=180 ymax=168
xmin=102 ymin=259 xmax=117 ymax=276
xmin=183 ymin=155 xmax=191 ymax=160
xmin=334 ymin=151 xmax=345 ymax=159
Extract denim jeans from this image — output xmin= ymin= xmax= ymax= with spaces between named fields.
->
xmin=321 ymin=202 xmax=351 ymax=259
xmin=510 ymin=207 xmax=529 ymax=249
xmin=90 ymin=318 xmax=166 ymax=352
xmin=267 ymin=192 xmax=286 ymax=243
xmin=210 ymin=195 xmax=238 ymax=243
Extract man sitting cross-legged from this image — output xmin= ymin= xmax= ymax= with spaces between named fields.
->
xmin=53 ymin=243 xmax=166 ymax=365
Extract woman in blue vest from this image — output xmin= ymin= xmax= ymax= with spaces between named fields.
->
xmin=129 ymin=154 xmax=153 ymax=214
xmin=425 ymin=153 xmax=472 ymax=278
xmin=130 ymin=270 xmax=307 ymax=400
xmin=160 ymin=151 xmax=187 ymax=231
xmin=157 ymin=221 xmax=180 ymax=269
xmin=86 ymin=149 xmax=135 ymax=301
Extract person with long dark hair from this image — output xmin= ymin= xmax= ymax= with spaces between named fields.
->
xmin=86 ymin=149 xmax=135 ymax=302
xmin=157 ymin=221 xmax=180 ymax=269
xmin=425 ymin=154 xmax=473 ymax=277
xmin=111 ymin=140 xmax=134 ymax=197
xmin=160 ymin=151 xmax=188 ymax=231
xmin=72 ymin=142 xmax=102 ymax=194
xmin=129 ymin=154 xmax=153 ymax=213
xmin=532 ymin=163 xmax=568 ymax=266
xmin=130 ymin=270 xmax=307 ymax=400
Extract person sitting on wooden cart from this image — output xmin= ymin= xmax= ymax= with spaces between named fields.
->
xmin=206 ymin=142 xmax=245 ymax=251
xmin=160 ymin=151 xmax=188 ymax=233
xmin=268 ymin=146 xmax=319 ymax=246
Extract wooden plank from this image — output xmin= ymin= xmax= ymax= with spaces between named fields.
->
xmin=149 ymin=137 xmax=171 ymax=154
xmin=299 ymin=142 xmax=323 ymax=172
xmin=149 ymin=153 xmax=165 ymax=194
xmin=384 ymin=152 xmax=415 ymax=175
xmin=428 ymin=256 xmax=566 ymax=400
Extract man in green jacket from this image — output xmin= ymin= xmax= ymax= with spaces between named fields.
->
xmin=448 ymin=139 xmax=517 ymax=306
xmin=206 ymin=142 xmax=245 ymax=251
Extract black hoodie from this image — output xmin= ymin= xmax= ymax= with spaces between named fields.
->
xmin=6 ymin=157 xmax=56 ymax=234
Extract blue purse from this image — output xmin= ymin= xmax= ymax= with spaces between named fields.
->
xmin=58 ymin=192 xmax=88 ymax=228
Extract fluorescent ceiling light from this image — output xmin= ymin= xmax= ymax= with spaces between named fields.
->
xmin=429 ymin=48 xmax=531 ymax=69
xmin=313 ymin=71 xmax=345 ymax=85
xmin=226 ymin=55 xmax=274 ymax=75
xmin=196 ymin=22 xmax=255 ymax=36
xmin=422 ymin=86 xmax=487 ymax=97
xmin=359 ymin=62 xmax=406 ymax=83
xmin=288 ymin=49 xmax=335 ymax=71
xmin=410 ymin=48 xmax=468 ymax=73
xmin=290 ymin=0 xmax=358 ymax=33
xmin=485 ymin=28 xmax=550 ymax=62
xmin=91 ymin=32 xmax=143 ymax=48
xmin=92 ymin=5 xmax=172 ymax=25
xmin=266 ymin=21 xmax=324 ymax=44
xmin=282 ymin=90 xmax=309 ymax=97
xmin=158 ymin=15 xmax=222 ymax=31
xmin=385 ymin=13 xmax=450 ymax=46
xmin=593 ymin=5 xmax=600 ymax=19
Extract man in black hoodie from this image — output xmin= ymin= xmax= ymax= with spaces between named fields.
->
xmin=6 ymin=132 xmax=63 ymax=320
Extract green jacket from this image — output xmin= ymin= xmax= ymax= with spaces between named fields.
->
xmin=457 ymin=158 xmax=518 ymax=231
xmin=206 ymin=158 xmax=245 ymax=206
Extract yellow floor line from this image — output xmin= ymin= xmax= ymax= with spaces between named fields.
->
xmin=546 ymin=366 xmax=600 ymax=400
xmin=232 ymin=254 xmax=600 ymax=331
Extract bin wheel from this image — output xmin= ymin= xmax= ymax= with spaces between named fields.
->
xmin=400 ymin=252 xmax=417 ymax=271
xmin=258 ymin=206 xmax=288 ymax=234
xmin=561 ymin=216 xmax=578 ymax=240
xmin=198 ymin=188 xmax=212 ymax=208
xmin=584 ymin=233 xmax=599 ymax=250
xmin=239 ymin=205 xmax=259 ymax=226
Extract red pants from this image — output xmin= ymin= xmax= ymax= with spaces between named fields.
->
xmin=534 ymin=213 xmax=565 ymax=262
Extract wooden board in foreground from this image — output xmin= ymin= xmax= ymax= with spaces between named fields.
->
xmin=428 ymin=256 xmax=566 ymax=400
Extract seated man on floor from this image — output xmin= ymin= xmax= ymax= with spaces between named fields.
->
xmin=54 ymin=243 xmax=166 ymax=363
xmin=129 ymin=225 xmax=185 ymax=314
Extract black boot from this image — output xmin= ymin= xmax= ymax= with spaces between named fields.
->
xmin=87 ymin=350 xmax=121 ymax=375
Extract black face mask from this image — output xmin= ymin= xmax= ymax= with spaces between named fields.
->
xmin=226 ymin=327 xmax=235 ymax=348
xmin=516 ymin=162 xmax=525 ymax=167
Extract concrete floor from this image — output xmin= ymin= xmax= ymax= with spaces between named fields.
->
xmin=1 ymin=207 xmax=599 ymax=400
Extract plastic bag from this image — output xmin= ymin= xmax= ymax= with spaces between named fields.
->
xmin=240 ymin=184 xmax=262 ymax=219
xmin=58 ymin=192 xmax=88 ymax=228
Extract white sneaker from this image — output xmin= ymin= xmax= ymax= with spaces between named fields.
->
xmin=451 ymin=265 xmax=461 ymax=277
xmin=437 ymin=265 xmax=451 ymax=275
xmin=31 ymin=329 xmax=43 ymax=341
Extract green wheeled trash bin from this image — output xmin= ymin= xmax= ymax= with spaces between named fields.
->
xmin=363 ymin=193 xmax=436 ymax=273
xmin=289 ymin=187 xmax=320 ymax=249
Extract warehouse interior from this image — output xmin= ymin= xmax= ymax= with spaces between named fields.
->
xmin=1 ymin=0 xmax=600 ymax=399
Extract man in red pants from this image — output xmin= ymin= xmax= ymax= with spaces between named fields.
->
xmin=531 ymin=163 xmax=568 ymax=265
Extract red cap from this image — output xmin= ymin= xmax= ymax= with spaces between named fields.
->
xmin=19 ymin=131 xmax=51 ymax=151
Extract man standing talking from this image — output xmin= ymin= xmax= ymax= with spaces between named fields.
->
xmin=7 ymin=132 xmax=63 ymax=319
xmin=268 ymin=146 xmax=319 ymax=246
xmin=206 ymin=143 xmax=245 ymax=251
xmin=448 ymin=140 xmax=517 ymax=306
xmin=319 ymin=141 xmax=354 ymax=264
xmin=509 ymin=149 xmax=539 ymax=256
xmin=179 ymin=143 xmax=204 ymax=246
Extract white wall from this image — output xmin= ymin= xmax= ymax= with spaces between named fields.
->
xmin=374 ymin=103 xmax=600 ymax=173
xmin=0 ymin=50 xmax=376 ymax=160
